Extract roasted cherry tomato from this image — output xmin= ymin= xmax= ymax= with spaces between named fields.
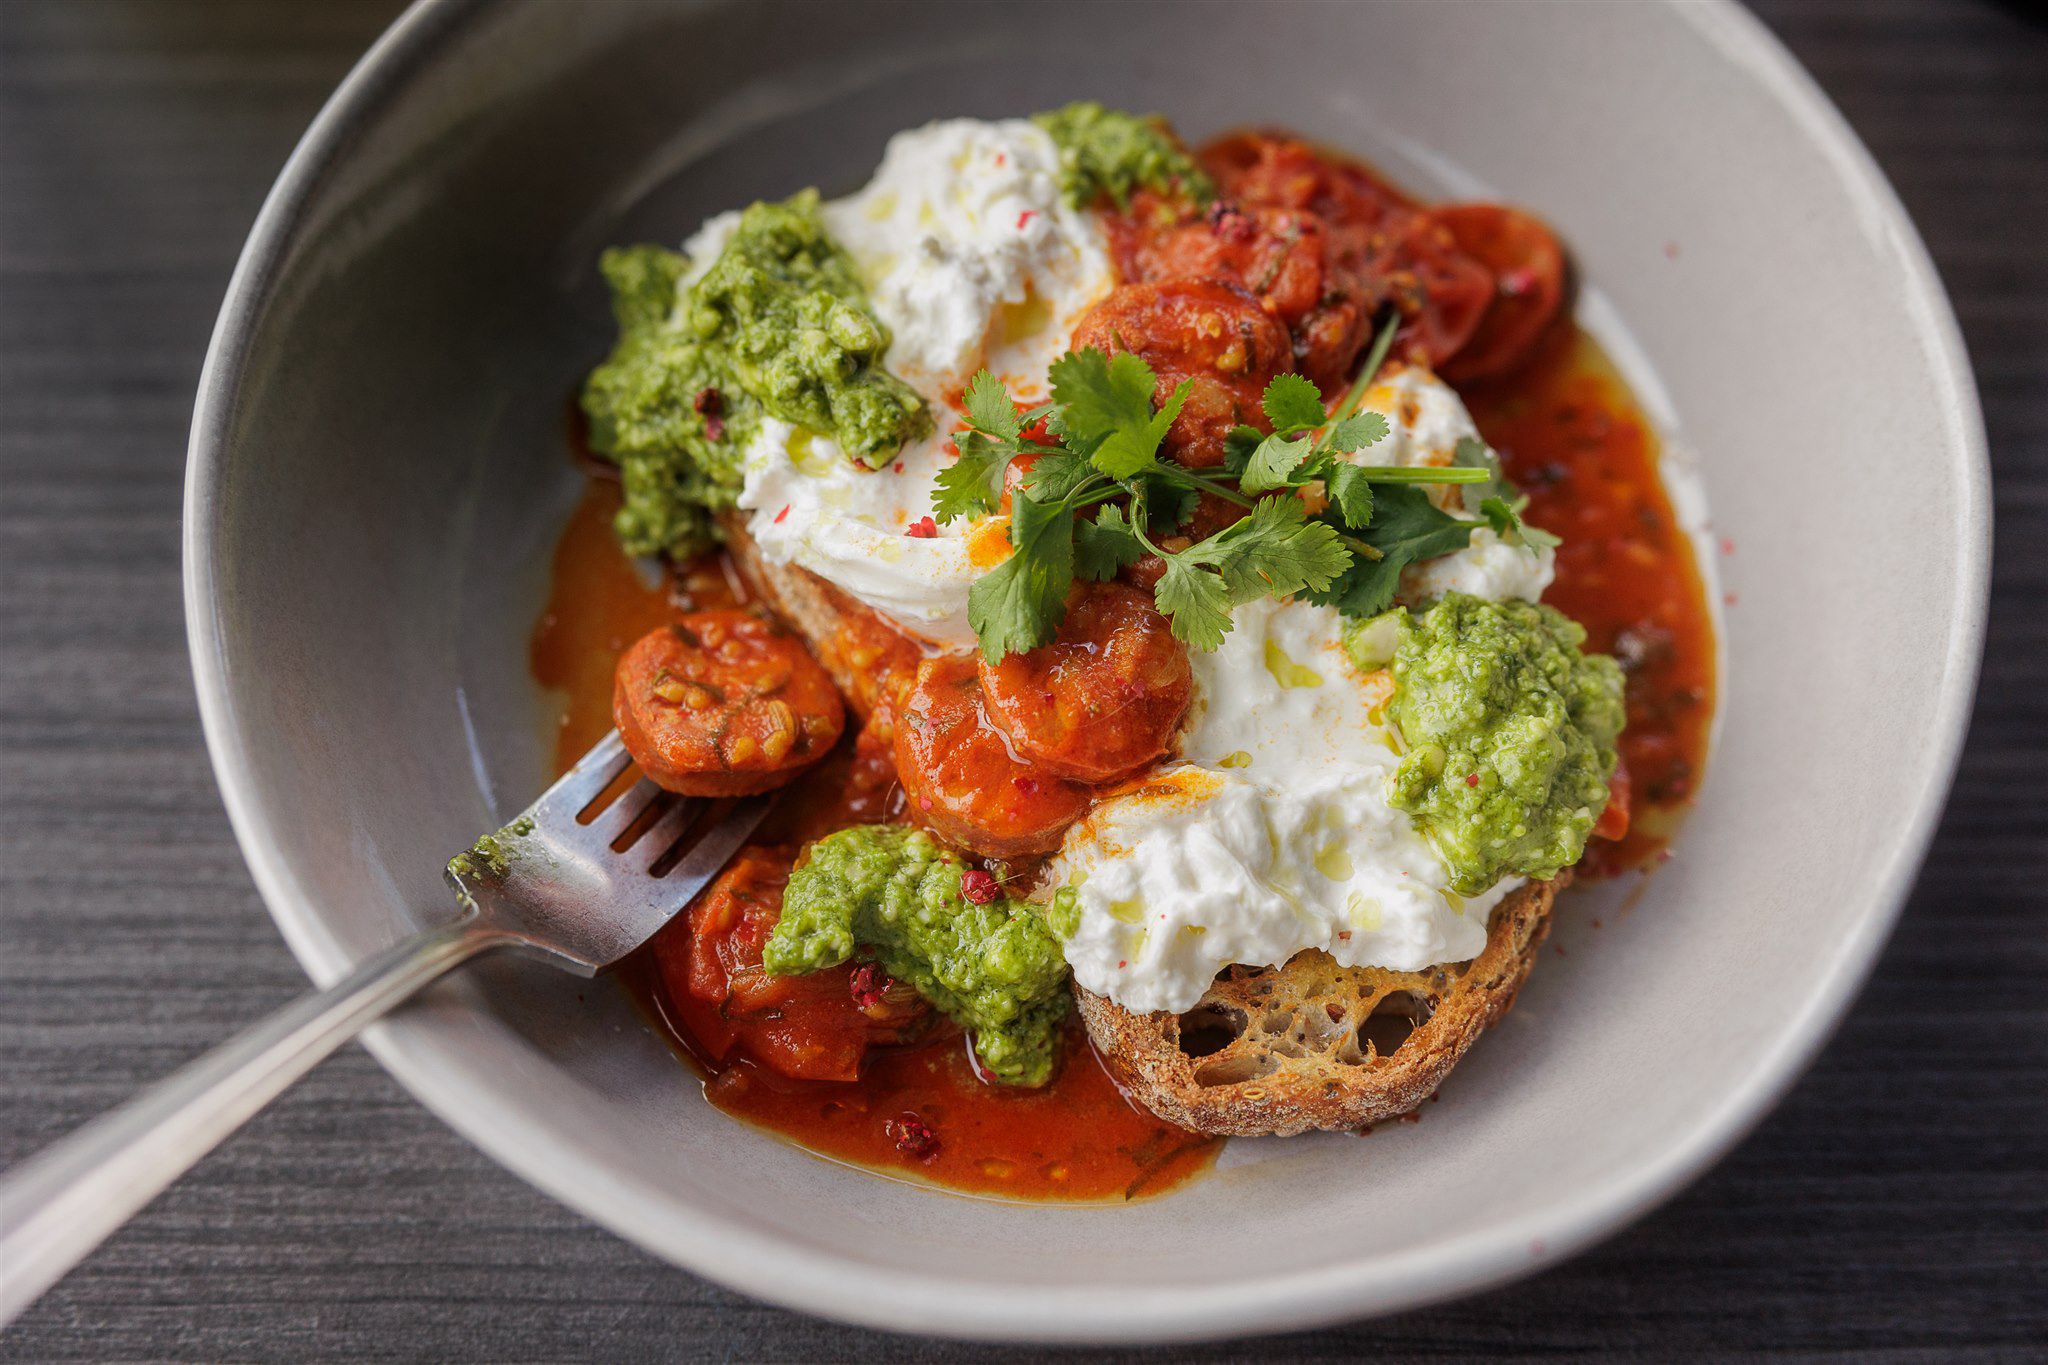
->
xmin=1430 ymin=204 xmax=1568 ymax=383
xmin=1592 ymin=757 xmax=1632 ymax=843
xmin=614 ymin=611 xmax=844 ymax=795
xmin=1370 ymin=212 xmax=1496 ymax=368
xmin=652 ymin=845 xmax=924 ymax=1082
xmin=977 ymin=582 xmax=1192 ymax=783
xmin=1071 ymin=279 xmax=1289 ymax=468
xmin=895 ymin=654 xmax=1089 ymax=858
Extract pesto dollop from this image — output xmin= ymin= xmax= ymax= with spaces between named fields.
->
xmin=581 ymin=244 xmax=750 ymax=558
xmin=1384 ymin=593 xmax=1625 ymax=896
xmin=581 ymin=191 xmax=929 ymax=559
xmin=762 ymin=825 xmax=1071 ymax=1086
xmin=1033 ymin=101 xmax=1214 ymax=209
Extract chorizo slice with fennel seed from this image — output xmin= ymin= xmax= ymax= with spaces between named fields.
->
xmin=614 ymin=611 xmax=844 ymax=796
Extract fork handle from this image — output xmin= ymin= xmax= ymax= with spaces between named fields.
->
xmin=0 ymin=915 xmax=514 ymax=1326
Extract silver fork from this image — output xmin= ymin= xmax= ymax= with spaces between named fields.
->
xmin=0 ymin=731 xmax=768 ymax=1326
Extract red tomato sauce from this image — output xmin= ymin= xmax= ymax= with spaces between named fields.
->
xmin=1462 ymin=329 xmax=1717 ymax=876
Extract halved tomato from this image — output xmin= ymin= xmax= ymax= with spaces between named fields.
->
xmin=1593 ymin=758 xmax=1632 ymax=843
xmin=1430 ymin=204 xmax=1567 ymax=383
xmin=650 ymin=845 xmax=923 ymax=1082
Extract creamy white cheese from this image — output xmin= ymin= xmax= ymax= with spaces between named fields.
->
xmin=739 ymin=417 xmax=980 ymax=642
xmin=1052 ymin=597 xmax=1513 ymax=1014
xmin=692 ymin=118 xmax=1112 ymax=644
xmin=824 ymin=118 xmax=1111 ymax=399
xmin=1405 ymin=523 xmax=1552 ymax=602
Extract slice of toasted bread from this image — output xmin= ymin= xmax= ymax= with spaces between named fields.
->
xmin=722 ymin=516 xmax=1561 ymax=1137
xmin=723 ymin=516 xmax=907 ymax=721
xmin=1075 ymin=877 xmax=1560 ymax=1136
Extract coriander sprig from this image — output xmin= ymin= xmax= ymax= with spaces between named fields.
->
xmin=1302 ymin=439 xmax=1560 ymax=619
xmin=1453 ymin=435 xmax=1563 ymax=553
xmin=942 ymin=330 xmax=1549 ymax=661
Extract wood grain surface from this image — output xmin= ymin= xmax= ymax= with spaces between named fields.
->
xmin=1 ymin=1 xmax=2042 ymax=1359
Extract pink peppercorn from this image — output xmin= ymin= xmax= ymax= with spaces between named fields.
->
xmin=848 ymin=962 xmax=889 ymax=1010
xmin=693 ymin=386 xmax=726 ymax=441
xmin=890 ymin=1114 xmax=939 ymax=1160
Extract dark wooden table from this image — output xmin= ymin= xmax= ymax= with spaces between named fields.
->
xmin=2 ymin=1 xmax=2042 ymax=1358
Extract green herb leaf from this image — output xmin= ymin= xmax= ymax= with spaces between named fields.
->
xmin=1020 ymin=450 xmax=1102 ymax=502
xmin=1075 ymin=503 xmax=1145 ymax=581
xmin=933 ymin=370 xmax=1042 ymax=524
xmin=1321 ymin=461 xmax=1377 ymax=528
xmin=1451 ymin=435 xmax=1507 ymax=506
xmin=1325 ymin=410 xmax=1390 ymax=454
xmin=1238 ymin=433 xmax=1316 ymax=495
xmin=1153 ymin=556 xmax=1234 ymax=651
xmin=1091 ymin=379 xmax=1188 ymax=478
xmin=1150 ymin=479 xmax=1203 ymax=530
xmin=932 ymin=429 xmax=1013 ymax=523
xmin=1209 ymin=496 xmax=1354 ymax=602
xmin=1308 ymin=484 xmax=1477 ymax=618
xmin=1047 ymin=349 xmax=1158 ymax=460
xmin=963 ymin=368 xmax=1023 ymax=442
xmin=1482 ymin=495 xmax=1563 ymax=551
xmin=1240 ymin=385 xmax=1388 ymax=497
xmin=967 ymin=490 xmax=1075 ymax=662
xmin=1222 ymin=423 xmax=1264 ymax=477
xmin=1039 ymin=348 xmax=1188 ymax=479
xmin=1261 ymin=372 xmax=1327 ymax=435
xmin=1151 ymin=496 xmax=1353 ymax=648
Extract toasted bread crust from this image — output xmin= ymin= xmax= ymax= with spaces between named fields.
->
xmin=1075 ymin=877 xmax=1560 ymax=1136
xmin=724 ymin=516 xmax=906 ymax=721
xmin=723 ymin=515 xmax=1564 ymax=1138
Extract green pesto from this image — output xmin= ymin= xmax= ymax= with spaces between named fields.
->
xmin=581 ymin=244 xmax=750 ymax=558
xmin=1385 ymin=593 xmax=1625 ymax=896
xmin=1042 ymin=885 xmax=1082 ymax=941
xmin=1033 ymin=102 xmax=1214 ymax=209
xmin=580 ymin=191 xmax=929 ymax=559
xmin=446 ymin=814 xmax=536 ymax=882
xmin=762 ymin=825 xmax=1072 ymax=1087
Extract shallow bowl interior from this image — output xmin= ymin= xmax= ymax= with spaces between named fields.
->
xmin=186 ymin=0 xmax=1987 ymax=1341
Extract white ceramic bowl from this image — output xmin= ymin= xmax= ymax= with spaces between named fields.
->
xmin=184 ymin=0 xmax=1988 ymax=1342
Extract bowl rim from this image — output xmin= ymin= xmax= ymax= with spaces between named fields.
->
xmin=182 ymin=0 xmax=1991 ymax=1342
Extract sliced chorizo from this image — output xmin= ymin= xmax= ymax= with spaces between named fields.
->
xmin=894 ymin=653 xmax=1089 ymax=859
xmin=977 ymin=582 xmax=1192 ymax=783
xmin=614 ymin=611 xmax=844 ymax=796
xmin=1070 ymin=279 xmax=1290 ymax=468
